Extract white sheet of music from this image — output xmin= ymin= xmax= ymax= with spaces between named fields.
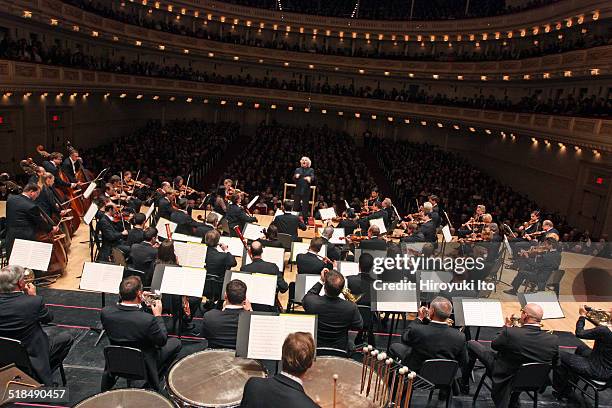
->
xmin=145 ymin=204 xmax=155 ymax=221
xmin=247 ymin=314 xmax=316 ymax=360
xmin=247 ymin=195 xmax=259 ymax=210
xmin=318 ymin=207 xmax=336 ymax=220
xmin=442 ymin=225 xmax=453 ymax=243
xmin=156 ymin=217 xmax=177 ymax=240
xmin=245 ymin=246 xmax=285 ymax=272
xmin=329 ymin=228 xmax=345 ymax=245
xmin=337 ymin=261 xmax=360 ymax=277
xmin=83 ymin=203 xmax=98 ymax=225
xmin=173 ymin=242 xmax=207 ymax=268
xmin=369 ymin=217 xmax=387 ymax=234
xmin=291 ymin=242 xmax=327 ymax=262
xmin=79 ymin=262 xmax=124 ymax=294
xmin=9 ymin=239 xmax=53 ymax=271
xmin=230 ymin=272 xmax=277 ymax=306
xmin=171 ymin=233 xmax=202 ymax=243
xmin=523 ymin=292 xmax=565 ymax=319
xmin=243 ymin=223 xmax=265 ymax=241
xmin=375 ymin=301 xmax=419 ymax=313
xmin=219 ymin=237 xmax=244 ymax=257
xmin=83 ymin=182 xmax=96 ymax=199
xmin=160 ymin=266 xmax=206 ymax=297
xmin=462 ymin=299 xmax=504 ymax=327
xmin=504 ymin=235 xmax=512 ymax=255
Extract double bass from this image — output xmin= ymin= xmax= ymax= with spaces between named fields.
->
xmin=36 ymin=210 xmax=68 ymax=279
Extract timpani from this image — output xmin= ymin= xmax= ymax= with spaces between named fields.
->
xmin=167 ymin=349 xmax=267 ymax=407
xmin=74 ymin=388 xmax=173 ymax=408
xmin=302 ymin=356 xmax=379 ymax=408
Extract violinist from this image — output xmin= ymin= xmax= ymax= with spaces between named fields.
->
xmin=126 ymin=213 xmax=147 ymax=247
xmin=156 ymin=186 xmax=174 ymax=221
xmin=61 ymin=149 xmax=82 ymax=184
xmin=96 ymin=204 xmax=128 ymax=262
xmin=336 ymin=208 xmax=359 ymax=236
xmin=42 ymin=152 xmax=77 ymax=189
xmin=399 ymin=222 xmax=425 ymax=243
xmin=418 ymin=205 xmax=438 ymax=244
xmin=359 ymin=225 xmax=388 ymax=251
xmin=504 ymin=237 xmax=561 ymax=295
xmin=364 ymin=188 xmax=381 ymax=212
xmin=457 ymin=204 xmax=486 ymax=238
xmin=170 ymin=198 xmax=207 ymax=237
xmin=258 ymin=224 xmax=284 ymax=248
xmin=358 ymin=201 xmax=388 ymax=231
xmin=226 ymin=192 xmax=257 ymax=237
xmin=296 ymin=237 xmax=333 ymax=274
xmin=5 ymin=183 xmax=58 ymax=257
xmin=213 ymin=178 xmax=233 ymax=215
xmin=128 ymin=227 xmax=159 ymax=282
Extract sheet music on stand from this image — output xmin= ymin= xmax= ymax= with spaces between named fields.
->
xmin=171 ymin=233 xmax=203 ymax=243
xmin=503 ymin=235 xmax=512 ymax=256
xmin=160 ymin=266 xmax=207 ymax=297
xmin=294 ymin=274 xmax=344 ymax=302
xmin=173 ymin=241 xmax=207 ymax=268
xmin=290 ymin=242 xmax=327 ymax=262
xmin=236 ymin=312 xmax=317 ymax=360
xmin=518 ymin=292 xmax=565 ymax=319
xmin=8 ymin=239 xmax=53 ymax=271
xmin=442 ymin=225 xmax=453 ymax=243
xmin=246 ymin=195 xmax=260 ymax=210
xmin=155 ymin=217 xmax=177 ymax=240
xmin=223 ymin=271 xmax=277 ymax=306
xmin=369 ymin=217 xmax=387 ymax=234
xmin=337 ymin=261 xmax=360 ymax=277
xmin=243 ymin=222 xmax=265 ymax=241
xmin=83 ymin=202 xmax=99 ymax=226
xmin=145 ymin=204 xmax=155 ymax=221
xmin=79 ymin=262 xmax=124 ymax=294
xmin=329 ymin=228 xmax=345 ymax=245
xmin=219 ymin=237 xmax=244 ymax=257
xmin=318 ymin=207 xmax=336 ymax=220
xmin=453 ymin=298 xmax=504 ymax=327
xmin=371 ymin=285 xmax=418 ymax=312
xmin=243 ymin=246 xmax=285 ymax=272
xmin=83 ymin=182 xmax=96 ymax=199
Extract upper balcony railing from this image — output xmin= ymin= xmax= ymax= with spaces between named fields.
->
xmin=7 ymin=0 xmax=611 ymax=80
xmin=1 ymin=59 xmax=610 ymax=152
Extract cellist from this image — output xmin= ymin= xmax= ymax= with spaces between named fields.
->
xmin=42 ymin=152 xmax=78 ymax=190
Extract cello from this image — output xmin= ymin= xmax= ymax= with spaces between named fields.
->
xmin=36 ymin=210 xmax=68 ymax=279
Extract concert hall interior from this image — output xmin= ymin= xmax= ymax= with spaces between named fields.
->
xmin=0 ymin=0 xmax=611 ymax=406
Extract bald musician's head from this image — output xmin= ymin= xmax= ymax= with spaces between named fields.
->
xmin=429 ymin=297 xmax=453 ymax=322
xmin=522 ymin=303 xmax=544 ymax=325
xmin=322 ymin=226 xmax=334 ymax=239
xmin=250 ymin=240 xmax=263 ymax=258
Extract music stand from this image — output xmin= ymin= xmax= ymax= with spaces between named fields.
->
xmin=370 ymin=285 xmax=418 ymax=352
xmin=453 ymin=297 xmax=504 ymax=340
xmin=283 ymin=183 xmax=316 ymax=218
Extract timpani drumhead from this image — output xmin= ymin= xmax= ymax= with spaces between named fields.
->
xmin=167 ymin=349 xmax=267 ymax=407
xmin=74 ymin=388 xmax=173 ymax=408
xmin=302 ymin=356 xmax=379 ymax=408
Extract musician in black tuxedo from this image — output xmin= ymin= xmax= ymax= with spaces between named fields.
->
xmin=337 ymin=209 xmax=359 ymax=236
xmin=358 ymin=225 xmax=388 ymax=251
xmin=423 ymin=201 xmax=441 ymax=229
xmin=241 ymin=241 xmax=288 ymax=294
xmin=504 ymin=237 xmax=562 ymax=295
xmin=35 ymin=173 xmax=62 ymax=219
xmin=553 ymin=306 xmax=612 ymax=398
xmin=101 ymin=276 xmax=181 ymax=391
xmin=461 ymin=303 xmax=559 ymax=406
xmin=42 ymin=152 xmax=76 ymax=189
xmin=296 ymin=237 xmax=333 ymax=274
xmin=156 ymin=189 xmax=174 ymax=222
xmin=391 ymin=297 xmax=467 ymax=373
xmin=226 ymin=192 xmax=257 ymax=236
xmin=198 ymin=212 xmax=220 ymax=238
xmin=271 ymin=200 xmax=307 ymax=241
xmin=346 ymin=253 xmax=375 ymax=307
xmin=5 ymin=183 xmax=56 ymax=257
xmin=170 ymin=198 xmax=208 ymax=237
xmin=418 ymin=212 xmax=438 ymax=244
xmin=96 ymin=204 xmax=128 ymax=262
xmin=320 ymin=226 xmax=342 ymax=261
xmin=302 ymin=269 xmax=363 ymax=351
xmin=359 ymin=202 xmax=389 ymax=231
xmin=128 ymin=228 xmax=159 ymax=281
xmin=258 ymin=224 xmax=284 ymax=248
xmin=200 ymin=279 xmax=252 ymax=349
xmin=126 ymin=213 xmax=146 ymax=247
xmin=204 ymin=230 xmax=237 ymax=299
xmin=0 ymin=265 xmax=74 ymax=385
xmin=240 ymin=332 xmax=318 ymax=408
xmin=293 ymin=157 xmax=315 ymax=219
xmin=60 ymin=149 xmax=82 ymax=184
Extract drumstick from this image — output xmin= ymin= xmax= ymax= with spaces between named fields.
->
xmin=333 ymin=374 xmax=338 ymax=408
xmin=386 ymin=365 xmax=398 ymax=408
xmin=366 ymin=349 xmax=378 ymax=397
xmin=379 ymin=358 xmax=393 ymax=405
xmin=373 ymin=352 xmax=386 ymax=402
xmin=360 ymin=345 xmax=371 ymax=393
xmin=402 ymin=372 xmax=416 ymax=408
xmin=394 ymin=367 xmax=408 ymax=408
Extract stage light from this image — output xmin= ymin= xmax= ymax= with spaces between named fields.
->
xmin=236 ymin=101 xmax=243 ymax=106
xmin=186 ymin=98 xmax=193 ymax=103
xmin=72 ymin=25 xmax=79 ymax=32
xmin=304 ymin=107 xmax=310 ymax=112
xmin=220 ymin=100 xmax=227 ymax=105
xmin=92 ymin=31 xmax=99 ymax=37
xmin=152 ymin=95 xmax=159 ymax=100
xmin=564 ymin=71 xmax=572 ymax=77
xmin=359 ymin=69 xmax=365 ymax=74
xmin=590 ymin=69 xmax=600 ymax=76
xmin=24 ymin=92 xmax=32 ymax=97
xmin=420 ymin=121 xmax=427 ymax=126
xmin=136 ymin=94 xmax=143 ymax=99
xmin=480 ymin=75 xmax=487 ymax=81
xmin=355 ymin=113 xmax=360 ymax=118
xmin=309 ymin=65 xmax=315 ymax=69
xmin=388 ymin=117 xmax=394 ymax=122
xmin=287 ymin=106 xmax=293 ymax=111
xmin=338 ymin=111 xmax=344 ymax=116
xmin=543 ymin=73 xmax=550 ymax=79
xmin=158 ymin=45 xmax=165 ymax=50
xmin=203 ymin=99 xmax=209 ymax=103
xmin=453 ymin=125 xmax=460 ymax=130
xmin=23 ymin=10 xmax=32 ymax=18
xmin=404 ymin=119 xmax=410 ymax=124
xmin=233 ymin=56 xmax=240 ymax=61
xmin=104 ymin=93 xmax=110 ymax=98
xmin=183 ymin=49 xmax=189 ymax=54
xmin=558 ymin=143 xmax=565 ymax=149
xmin=321 ymin=109 xmax=326 ymax=114
xmin=457 ymin=75 xmax=463 ymax=80
xmin=485 ymin=129 xmax=491 ymax=134
xmin=523 ymin=74 xmax=530 ymax=80
xmin=284 ymin=62 xmax=289 ymax=67
xmin=384 ymin=71 xmax=390 ymax=76
xmin=42 ymin=92 xmax=48 ymax=97
xmin=271 ymin=104 xmax=276 ymax=109
xmin=503 ymin=75 xmax=510 ymax=81
xmin=432 ymin=74 xmax=439 ymax=79
xmin=469 ymin=127 xmax=476 ymax=132
xmin=169 ymin=96 xmax=175 ymax=101
xmin=136 ymin=41 xmax=142 ymax=46
xmin=371 ymin=115 xmax=377 ymax=120
xmin=208 ymin=52 xmax=214 ymax=57
xmin=50 ymin=18 xmax=58 ymax=25
xmin=408 ymin=73 xmax=414 ymax=78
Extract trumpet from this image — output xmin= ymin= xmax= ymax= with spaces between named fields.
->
xmin=342 ymin=287 xmax=363 ymax=303
xmin=142 ymin=290 xmax=162 ymax=307
xmin=585 ymin=306 xmax=611 ymax=326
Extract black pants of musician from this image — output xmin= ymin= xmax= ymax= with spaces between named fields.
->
xmin=100 ymin=337 xmax=181 ymax=391
xmin=509 ymin=268 xmax=552 ymax=292
xmin=553 ymin=345 xmax=602 ymax=396
xmin=42 ymin=326 xmax=74 ymax=384
xmin=294 ymin=192 xmax=310 ymax=219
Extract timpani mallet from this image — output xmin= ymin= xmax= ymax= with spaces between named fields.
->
xmin=394 ymin=367 xmax=408 ymax=408
xmin=373 ymin=352 xmax=386 ymax=402
xmin=366 ymin=349 xmax=379 ymax=397
xmin=360 ymin=345 xmax=371 ymax=393
xmin=333 ymin=374 xmax=338 ymax=408
xmin=402 ymin=371 xmax=417 ymax=408
xmin=385 ymin=364 xmax=398 ymax=408
xmin=379 ymin=358 xmax=393 ymax=406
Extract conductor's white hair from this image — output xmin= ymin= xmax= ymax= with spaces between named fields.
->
xmin=300 ymin=157 xmax=311 ymax=166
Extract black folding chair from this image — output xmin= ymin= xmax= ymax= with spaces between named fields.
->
xmin=568 ymin=375 xmax=612 ymax=408
xmin=103 ymin=345 xmax=149 ymax=390
xmin=419 ymin=359 xmax=459 ymax=408
xmin=0 ymin=336 xmax=66 ymax=386
xmin=277 ymin=233 xmax=293 ymax=251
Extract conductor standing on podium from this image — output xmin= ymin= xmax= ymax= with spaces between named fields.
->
xmin=294 ymin=157 xmax=314 ymax=219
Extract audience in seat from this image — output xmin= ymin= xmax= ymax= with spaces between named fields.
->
xmin=200 ymin=279 xmax=252 ymax=349
xmin=0 ymin=265 xmax=74 ymax=385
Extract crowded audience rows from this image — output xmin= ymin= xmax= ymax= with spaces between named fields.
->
xmin=1 ymin=34 xmax=609 ymax=118
xmin=63 ymin=0 xmax=610 ymax=63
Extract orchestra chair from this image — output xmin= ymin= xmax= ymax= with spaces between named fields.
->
xmin=102 ymin=346 xmax=149 ymax=390
xmin=277 ymin=233 xmax=293 ymax=251
xmin=316 ymin=347 xmax=349 ymax=358
xmin=545 ymin=269 xmax=565 ymax=297
xmin=0 ymin=337 xmax=67 ymax=386
xmin=568 ymin=375 xmax=612 ymax=408
xmin=472 ymin=362 xmax=551 ymax=408
xmin=419 ymin=359 xmax=459 ymax=408
xmin=112 ymin=248 xmax=127 ymax=267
